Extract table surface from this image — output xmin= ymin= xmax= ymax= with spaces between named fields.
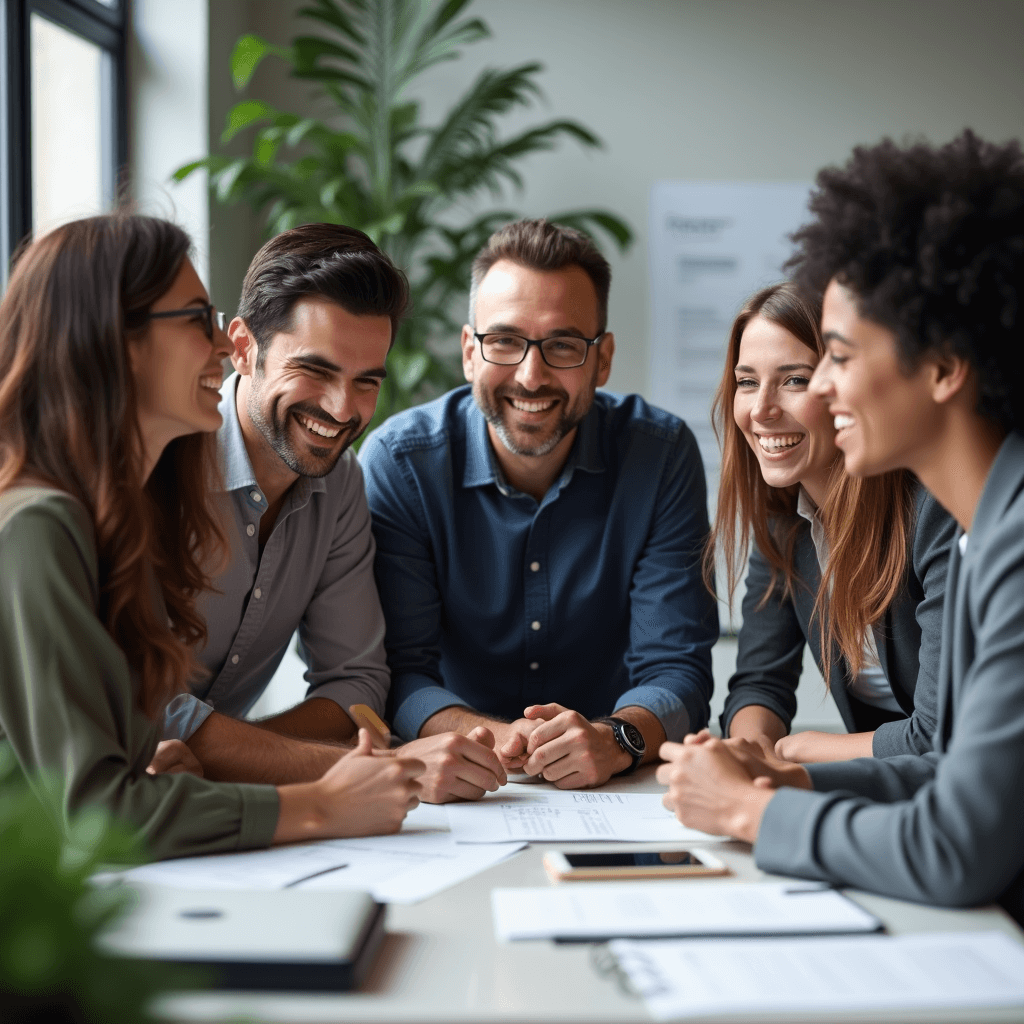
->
xmin=160 ymin=767 xmax=1024 ymax=1024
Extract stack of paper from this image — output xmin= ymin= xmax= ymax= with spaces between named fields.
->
xmin=611 ymin=932 xmax=1024 ymax=1020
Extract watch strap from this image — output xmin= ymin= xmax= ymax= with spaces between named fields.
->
xmin=598 ymin=716 xmax=645 ymax=775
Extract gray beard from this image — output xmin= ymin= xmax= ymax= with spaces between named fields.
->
xmin=474 ymin=383 xmax=592 ymax=458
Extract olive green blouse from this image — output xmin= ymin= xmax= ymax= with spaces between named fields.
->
xmin=0 ymin=487 xmax=279 ymax=860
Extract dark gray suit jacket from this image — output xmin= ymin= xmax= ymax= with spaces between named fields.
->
xmin=755 ymin=431 xmax=1024 ymax=924
xmin=721 ymin=486 xmax=957 ymax=756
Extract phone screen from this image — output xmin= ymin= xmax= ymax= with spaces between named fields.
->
xmin=563 ymin=851 xmax=702 ymax=868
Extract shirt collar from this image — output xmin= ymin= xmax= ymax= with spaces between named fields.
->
xmin=795 ymin=485 xmax=819 ymax=524
xmin=461 ymin=397 xmax=607 ymax=492
xmin=216 ymin=373 xmax=327 ymax=498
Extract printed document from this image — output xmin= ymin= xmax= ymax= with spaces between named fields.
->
xmin=491 ymin=880 xmax=881 ymax=941
xmin=611 ymin=931 xmax=1024 ymax=1020
xmin=447 ymin=789 xmax=722 ymax=843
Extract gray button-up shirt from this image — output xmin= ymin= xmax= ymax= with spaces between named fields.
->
xmin=164 ymin=374 xmax=390 ymax=740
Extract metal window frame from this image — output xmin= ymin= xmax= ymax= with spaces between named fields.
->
xmin=1 ymin=0 xmax=126 ymax=279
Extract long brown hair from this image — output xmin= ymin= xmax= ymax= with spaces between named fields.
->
xmin=0 ymin=214 xmax=227 ymax=717
xmin=705 ymin=282 xmax=916 ymax=683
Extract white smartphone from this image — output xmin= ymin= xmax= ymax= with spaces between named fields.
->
xmin=543 ymin=848 xmax=730 ymax=882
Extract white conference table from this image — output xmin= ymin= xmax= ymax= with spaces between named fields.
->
xmin=160 ymin=766 xmax=1024 ymax=1024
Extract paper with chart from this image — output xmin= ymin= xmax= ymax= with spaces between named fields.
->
xmin=491 ymin=880 xmax=880 ymax=942
xmin=110 ymin=802 xmax=524 ymax=904
xmin=445 ymin=788 xmax=723 ymax=843
xmin=610 ymin=931 xmax=1024 ymax=1020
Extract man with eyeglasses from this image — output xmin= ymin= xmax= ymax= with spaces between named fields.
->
xmin=151 ymin=223 xmax=507 ymax=804
xmin=360 ymin=219 xmax=718 ymax=788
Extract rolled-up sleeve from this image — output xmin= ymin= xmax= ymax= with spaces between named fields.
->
xmin=621 ymin=424 xmax=718 ymax=740
xmin=0 ymin=499 xmax=279 ymax=861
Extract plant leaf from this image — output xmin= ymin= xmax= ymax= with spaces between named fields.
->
xmin=222 ymin=99 xmax=277 ymax=142
xmin=231 ymin=35 xmax=271 ymax=90
xmin=545 ymin=209 xmax=634 ymax=252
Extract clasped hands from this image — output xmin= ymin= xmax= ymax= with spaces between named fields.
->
xmin=495 ymin=703 xmax=631 ymax=788
xmin=655 ymin=730 xmax=812 ymax=844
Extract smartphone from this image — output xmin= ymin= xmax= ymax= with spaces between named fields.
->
xmin=543 ymin=848 xmax=730 ymax=882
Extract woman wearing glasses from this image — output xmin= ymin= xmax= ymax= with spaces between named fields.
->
xmin=0 ymin=213 xmax=422 ymax=858
xmin=709 ymin=281 xmax=956 ymax=763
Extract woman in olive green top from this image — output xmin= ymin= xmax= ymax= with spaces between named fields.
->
xmin=0 ymin=214 xmax=423 ymax=860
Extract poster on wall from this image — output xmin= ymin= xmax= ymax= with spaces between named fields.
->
xmin=647 ymin=181 xmax=814 ymax=491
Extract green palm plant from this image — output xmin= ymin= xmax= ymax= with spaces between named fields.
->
xmin=174 ymin=0 xmax=632 ymax=431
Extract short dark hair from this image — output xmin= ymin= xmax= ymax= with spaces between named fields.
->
xmin=469 ymin=218 xmax=611 ymax=332
xmin=237 ymin=223 xmax=409 ymax=367
xmin=788 ymin=129 xmax=1024 ymax=434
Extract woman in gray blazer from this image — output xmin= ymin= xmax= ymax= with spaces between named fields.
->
xmin=660 ymin=130 xmax=1024 ymax=923
xmin=711 ymin=282 xmax=957 ymax=762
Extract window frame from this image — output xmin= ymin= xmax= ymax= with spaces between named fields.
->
xmin=1 ymin=0 xmax=126 ymax=278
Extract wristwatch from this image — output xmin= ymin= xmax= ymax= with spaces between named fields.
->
xmin=599 ymin=717 xmax=646 ymax=775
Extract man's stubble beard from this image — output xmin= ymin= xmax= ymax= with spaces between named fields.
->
xmin=473 ymin=375 xmax=596 ymax=458
xmin=247 ymin=372 xmax=363 ymax=478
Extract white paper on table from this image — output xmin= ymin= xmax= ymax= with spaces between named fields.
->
xmin=446 ymin=788 xmax=722 ymax=843
xmin=610 ymin=931 xmax=1024 ymax=1020
xmin=110 ymin=800 xmax=524 ymax=904
xmin=491 ymin=880 xmax=881 ymax=941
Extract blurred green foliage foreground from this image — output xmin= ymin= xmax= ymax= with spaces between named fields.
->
xmin=175 ymin=0 xmax=633 ymax=436
xmin=0 ymin=745 xmax=175 ymax=1023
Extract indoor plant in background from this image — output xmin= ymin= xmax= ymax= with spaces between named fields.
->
xmin=174 ymin=0 xmax=632 ymax=431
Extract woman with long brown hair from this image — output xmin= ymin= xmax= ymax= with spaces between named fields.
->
xmin=0 ymin=213 xmax=422 ymax=858
xmin=708 ymin=281 xmax=956 ymax=762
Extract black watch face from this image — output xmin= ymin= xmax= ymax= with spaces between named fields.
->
xmin=621 ymin=721 xmax=644 ymax=753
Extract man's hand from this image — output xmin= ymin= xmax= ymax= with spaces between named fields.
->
xmin=401 ymin=726 xmax=508 ymax=802
xmin=656 ymin=737 xmax=777 ymax=844
xmin=146 ymin=739 xmax=204 ymax=778
xmin=493 ymin=717 xmax=546 ymax=771
xmin=519 ymin=703 xmax=631 ymax=788
xmin=274 ymin=729 xmax=425 ymax=844
xmin=685 ymin=730 xmax=811 ymax=789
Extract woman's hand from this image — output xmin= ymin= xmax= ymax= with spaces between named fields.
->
xmin=273 ymin=729 xmax=425 ymax=844
xmin=146 ymin=739 xmax=204 ymax=778
xmin=656 ymin=737 xmax=788 ymax=844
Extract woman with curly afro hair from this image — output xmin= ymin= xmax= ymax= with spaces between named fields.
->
xmin=659 ymin=130 xmax=1024 ymax=922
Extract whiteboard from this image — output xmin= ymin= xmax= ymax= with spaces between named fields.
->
xmin=647 ymin=181 xmax=813 ymax=492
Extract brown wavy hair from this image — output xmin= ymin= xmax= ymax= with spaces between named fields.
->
xmin=0 ymin=214 xmax=227 ymax=717
xmin=704 ymin=282 xmax=916 ymax=684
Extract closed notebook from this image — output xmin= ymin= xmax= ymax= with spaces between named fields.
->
xmin=98 ymin=883 xmax=385 ymax=991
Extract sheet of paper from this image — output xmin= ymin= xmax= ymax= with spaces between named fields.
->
xmin=446 ymin=788 xmax=722 ymax=843
xmin=611 ymin=931 xmax=1024 ymax=1020
xmin=114 ymin=810 xmax=524 ymax=905
xmin=491 ymin=880 xmax=880 ymax=941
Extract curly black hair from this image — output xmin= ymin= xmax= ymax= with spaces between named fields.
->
xmin=788 ymin=129 xmax=1024 ymax=434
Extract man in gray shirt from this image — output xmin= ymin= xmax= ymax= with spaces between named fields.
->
xmin=157 ymin=224 xmax=506 ymax=802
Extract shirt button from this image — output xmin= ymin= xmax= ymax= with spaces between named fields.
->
xmin=530 ymin=561 xmax=540 ymax=572
xmin=246 ymin=524 xmax=255 ymax=536
xmin=530 ymin=662 xmax=539 ymax=670
xmin=231 ymin=654 xmax=239 ymax=665
xmin=251 ymin=491 xmax=263 ymax=502
xmin=531 ymin=620 xmax=541 ymax=631
xmin=253 ymin=588 xmax=262 ymax=600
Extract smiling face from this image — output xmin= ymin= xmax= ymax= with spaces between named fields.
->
xmin=130 ymin=257 xmax=230 ymax=467
xmin=733 ymin=315 xmax=837 ymax=504
xmin=233 ymin=297 xmax=391 ymax=478
xmin=461 ymin=259 xmax=613 ymax=463
xmin=810 ymin=279 xmax=943 ymax=479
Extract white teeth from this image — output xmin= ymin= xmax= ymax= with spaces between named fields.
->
xmin=757 ymin=433 xmax=803 ymax=452
xmin=296 ymin=413 xmax=340 ymax=438
xmin=199 ymin=376 xmax=221 ymax=390
xmin=834 ymin=414 xmax=855 ymax=430
xmin=510 ymin=398 xmax=556 ymax=413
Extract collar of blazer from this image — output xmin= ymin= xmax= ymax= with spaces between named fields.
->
xmin=965 ymin=431 xmax=1024 ymax=553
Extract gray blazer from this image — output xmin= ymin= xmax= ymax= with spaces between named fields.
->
xmin=755 ymin=431 xmax=1024 ymax=924
xmin=721 ymin=486 xmax=957 ymax=756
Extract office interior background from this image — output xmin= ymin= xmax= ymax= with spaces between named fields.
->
xmin=9 ymin=0 xmax=1024 ymax=727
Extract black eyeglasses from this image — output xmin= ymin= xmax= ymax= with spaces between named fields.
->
xmin=146 ymin=303 xmax=226 ymax=340
xmin=474 ymin=330 xmax=606 ymax=369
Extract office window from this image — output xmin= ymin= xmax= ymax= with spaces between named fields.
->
xmin=2 ymin=0 xmax=126 ymax=273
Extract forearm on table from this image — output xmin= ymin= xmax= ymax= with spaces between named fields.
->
xmin=611 ymin=706 xmax=667 ymax=765
xmin=787 ymin=730 xmax=875 ymax=762
xmin=186 ymin=711 xmax=346 ymax=784
xmin=728 ymin=705 xmax=788 ymax=747
xmin=418 ymin=705 xmax=505 ymax=738
xmin=254 ymin=697 xmax=357 ymax=744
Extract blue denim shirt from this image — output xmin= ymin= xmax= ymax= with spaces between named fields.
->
xmin=359 ymin=386 xmax=718 ymax=741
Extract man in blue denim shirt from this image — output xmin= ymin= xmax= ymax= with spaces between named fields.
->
xmin=361 ymin=220 xmax=718 ymax=789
